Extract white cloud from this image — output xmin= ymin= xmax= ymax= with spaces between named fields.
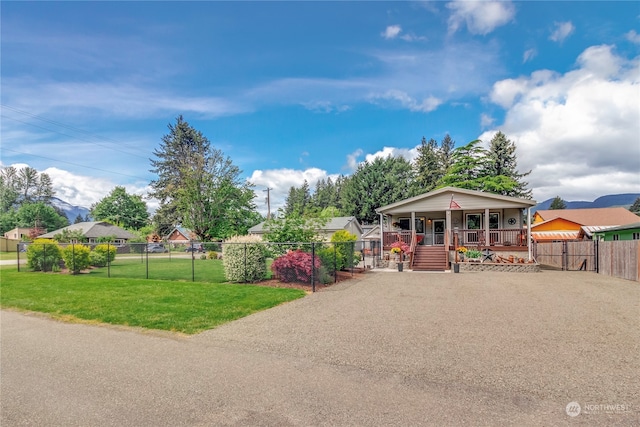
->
xmin=626 ymin=30 xmax=640 ymax=44
xmin=483 ymin=44 xmax=640 ymax=202
xmin=523 ymin=48 xmax=537 ymax=63
xmin=382 ymin=25 xmax=402 ymax=39
xmin=247 ymin=167 xmax=340 ymax=216
xmin=369 ymin=90 xmax=442 ymax=113
xmin=446 ymin=0 xmax=515 ymax=35
xmin=480 ymin=113 xmax=495 ymax=128
xmin=364 ymin=146 xmax=420 ymax=164
xmin=346 ymin=149 xmax=364 ymax=171
xmin=549 ymin=21 xmax=575 ymax=43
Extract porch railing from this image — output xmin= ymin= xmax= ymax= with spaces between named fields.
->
xmin=454 ymin=228 xmax=527 ymax=247
xmin=382 ymin=229 xmax=527 ymax=249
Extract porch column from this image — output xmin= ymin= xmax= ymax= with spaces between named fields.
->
xmin=484 ymin=208 xmax=490 ymax=247
xmin=411 ymin=211 xmax=415 ymax=233
xmin=445 ymin=209 xmax=451 ymax=248
xmin=527 ymin=208 xmax=532 ymax=261
xmin=379 ymin=213 xmax=384 ymax=254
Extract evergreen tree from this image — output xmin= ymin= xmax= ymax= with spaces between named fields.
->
xmin=73 ymin=214 xmax=84 ymax=224
xmin=484 ymin=131 xmax=532 ymax=198
xmin=149 ymin=116 xmax=259 ymax=240
xmin=413 ymin=137 xmax=441 ymax=193
xmin=438 ymin=139 xmax=488 ymax=190
xmin=340 ymin=156 xmax=414 ymax=224
xmin=549 ymin=196 xmax=567 ymax=210
xmin=630 ymin=197 xmax=640 ymax=216
xmin=283 ymin=180 xmax=311 ymax=216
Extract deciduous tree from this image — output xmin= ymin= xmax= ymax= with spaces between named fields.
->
xmin=91 ymin=186 xmax=149 ymax=230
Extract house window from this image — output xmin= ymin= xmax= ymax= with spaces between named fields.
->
xmin=613 ymin=234 xmax=620 ymax=241
xmin=466 ymin=213 xmax=482 ymax=230
xmin=633 ymin=232 xmax=640 ymax=240
xmin=489 ymin=213 xmax=500 ymax=229
xmin=398 ymin=218 xmax=411 ymax=230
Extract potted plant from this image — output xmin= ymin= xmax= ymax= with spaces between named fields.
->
xmin=457 ymin=246 xmax=467 ymax=261
xmin=390 ymin=241 xmax=410 ymax=271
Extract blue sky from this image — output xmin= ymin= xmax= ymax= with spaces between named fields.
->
xmin=2 ymin=1 xmax=639 ymax=215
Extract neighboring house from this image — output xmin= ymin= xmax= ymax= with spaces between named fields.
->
xmin=248 ymin=216 xmax=363 ymax=241
xmin=164 ymin=227 xmax=198 ymax=244
xmin=531 ymin=207 xmax=640 ymax=242
xmin=593 ymin=222 xmax=640 ymax=241
xmin=376 ymin=187 xmax=537 ymax=270
xmin=39 ymin=222 xmax=136 ymax=244
xmin=3 ymin=227 xmax=34 ymax=240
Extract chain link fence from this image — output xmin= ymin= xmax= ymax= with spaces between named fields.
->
xmin=17 ymin=240 xmax=381 ymax=292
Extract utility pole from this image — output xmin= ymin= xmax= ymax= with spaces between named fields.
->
xmin=263 ymin=187 xmax=272 ymax=220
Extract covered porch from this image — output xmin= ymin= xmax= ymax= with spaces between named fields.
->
xmin=376 ymin=187 xmax=537 ymax=270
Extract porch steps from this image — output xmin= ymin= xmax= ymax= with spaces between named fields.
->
xmin=412 ymin=246 xmax=448 ymax=271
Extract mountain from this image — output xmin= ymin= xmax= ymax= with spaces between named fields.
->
xmin=49 ymin=197 xmax=91 ymax=223
xmin=534 ymin=193 xmax=640 ymax=212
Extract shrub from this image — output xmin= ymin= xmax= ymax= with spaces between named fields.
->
xmin=331 ymin=230 xmax=360 ymax=270
xmin=93 ymin=244 xmax=116 ymax=263
xmin=207 ymin=251 xmax=218 ymax=260
xmin=271 ymin=249 xmax=323 ymax=284
xmin=61 ymin=244 xmax=91 ymax=274
xmin=317 ymin=245 xmax=343 ymax=274
xmin=222 ymin=235 xmax=267 ymax=283
xmin=89 ymin=250 xmax=107 ymax=267
xmin=26 ymin=238 xmax=62 ymax=272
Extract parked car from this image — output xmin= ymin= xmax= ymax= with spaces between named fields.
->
xmin=146 ymin=243 xmax=168 ymax=253
xmin=184 ymin=243 xmax=205 ymax=253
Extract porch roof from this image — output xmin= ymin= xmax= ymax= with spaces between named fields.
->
xmin=376 ymin=186 xmax=536 ymax=215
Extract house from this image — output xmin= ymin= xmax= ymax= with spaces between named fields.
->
xmin=375 ymin=187 xmax=537 ymax=270
xmin=593 ymin=222 xmax=640 ymax=241
xmin=164 ymin=226 xmax=198 ymax=244
xmin=248 ymin=216 xmax=363 ymax=241
xmin=531 ymin=207 xmax=640 ymax=242
xmin=39 ymin=222 xmax=136 ymax=244
xmin=3 ymin=227 xmax=35 ymax=240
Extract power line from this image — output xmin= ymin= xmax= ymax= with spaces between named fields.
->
xmin=1 ymin=147 xmax=150 ymax=181
xmin=1 ymin=113 xmax=150 ymax=160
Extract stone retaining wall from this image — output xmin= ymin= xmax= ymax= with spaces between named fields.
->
xmin=457 ymin=262 xmax=541 ymax=273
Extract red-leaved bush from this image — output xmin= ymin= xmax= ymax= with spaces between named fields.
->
xmin=271 ymin=250 xmax=323 ymax=283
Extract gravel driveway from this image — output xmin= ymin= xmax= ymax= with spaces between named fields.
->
xmin=2 ymin=270 xmax=638 ymax=426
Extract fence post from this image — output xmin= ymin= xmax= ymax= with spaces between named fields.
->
xmin=43 ymin=243 xmax=47 ymax=273
xmin=333 ymin=242 xmax=337 ymax=283
xmin=17 ymin=246 xmax=20 ymax=272
xmin=191 ymin=242 xmax=195 ymax=282
xmin=311 ymin=242 xmax=316 ymax=293
xmin=146 ymin=243 xmax=149 ymax=279
xmin=594 ymin=239 xmax=599 ymax=273
xmin=244 ymin=243 xmax=247 ymax=283
xmin=107 ymin=242 xmax=111 ymax=278
xmin=72 ymin=244 xmax=75 ymax=275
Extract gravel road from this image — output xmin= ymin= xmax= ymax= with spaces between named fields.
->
xmin=2 ymin=270 xmax=638 ymax=426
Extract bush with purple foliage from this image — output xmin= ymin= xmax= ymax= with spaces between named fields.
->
xmin=271 ymin=250 xmax=323 ymax=283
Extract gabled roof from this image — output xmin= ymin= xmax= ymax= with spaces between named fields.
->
xmin=40 ymin=222 xmax=136 ymax=240
xmin=592 ymin=221 xmax=640 ymax=234
xmin=376 ymin=186 xmax=536 ymax=214
xmin=534 ymin=207 xmax=639 ymax=227
xmin=248 ymin=216 xmax=362 ymax=235
xmin=164 ymin=226 xmax=195 ymax=240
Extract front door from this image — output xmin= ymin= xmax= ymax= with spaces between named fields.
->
xmin=433 ymin=219 xmax=445 ymax=245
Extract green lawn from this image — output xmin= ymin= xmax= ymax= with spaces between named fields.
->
xmin=0 ymin=252 xmax=20 ymax=261
xmin=0 ymin=266 xmax=305 ymax=334
xmin=90 ymin=256 xmax=229 ymax=283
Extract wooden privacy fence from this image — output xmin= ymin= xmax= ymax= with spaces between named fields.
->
xmin=598 ymin=240 xmax=640 ymax=282
xmin=534 ymin=240 xmax=640 ymax=282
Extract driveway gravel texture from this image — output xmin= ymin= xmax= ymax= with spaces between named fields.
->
xmin=1 ymin=270 xmax=638 ymax=426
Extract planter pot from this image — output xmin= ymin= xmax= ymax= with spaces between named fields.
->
xmin=453 ymin=263 xmax=460 ymax=273
xmin=397 ymin=262 xmax=403 ymax=272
